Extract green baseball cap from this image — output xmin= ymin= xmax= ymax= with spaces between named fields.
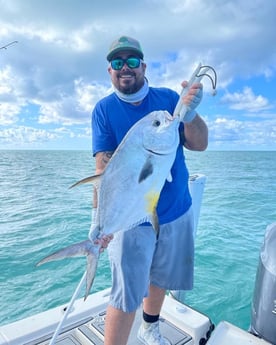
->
xmin=106 ymin=36 xmax=144 ymax=61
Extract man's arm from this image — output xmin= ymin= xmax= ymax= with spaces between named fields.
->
xmin=92 ymin=151 xmax=114 ymax=250
xmin=93 ymin=151 xmax=114 ymax=207
xmin=179 ymin=81 xmax=208 ymax=151
xmin=183 ymin=114 xmax=208 ymax=151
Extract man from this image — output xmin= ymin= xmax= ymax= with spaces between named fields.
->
xmin=92 ymin=36 xmax=208 ymax=345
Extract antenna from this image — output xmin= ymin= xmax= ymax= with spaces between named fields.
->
xmin=0 ymin=41 xmax=18 ymax=50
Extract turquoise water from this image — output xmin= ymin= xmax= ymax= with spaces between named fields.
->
xmin=0 ymin=150 xmax=275 ymax=330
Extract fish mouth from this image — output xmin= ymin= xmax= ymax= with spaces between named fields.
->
xmin=145 ymin=148 xmax=166 ymax=156
xmin=143 ymin=135 xmax=178 ymax=155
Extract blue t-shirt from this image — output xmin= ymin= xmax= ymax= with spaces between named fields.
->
xmin=92 ymin=87 xmax=191 ymax=224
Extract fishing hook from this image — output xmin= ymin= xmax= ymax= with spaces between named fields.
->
xmin=173 ymin=62 xmax=218 ymax=120
xmin=197 ymin=65 xmax=217 ymax=95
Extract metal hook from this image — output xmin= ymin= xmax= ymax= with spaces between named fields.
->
xmin=173 ymin=62 xmax=218 ymax=120
xmin=197 ymin=65 xmax=217 ymax=95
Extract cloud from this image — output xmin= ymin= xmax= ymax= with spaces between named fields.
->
xmin=0 ymin=103 xmax=21 ymax=125
xmin=0 ymin=0 xmax=276 ymax=149
xmin=0 ymin=126 xmax=58 ymax=144
xmin=37 ymin=80 xmax=112 ymax=125
xmin=221 ymin=87 xmax=271 ymax=113
xmin=208 ymin=116 xmax=276 ymax=149
xmin=0 ymin=65 xmax=28 ymax=124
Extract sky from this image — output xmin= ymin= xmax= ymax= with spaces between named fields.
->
xmin=0 ymin=0 xmax=275 ymax=151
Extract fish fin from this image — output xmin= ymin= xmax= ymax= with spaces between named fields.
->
xmin=69 ymin=174 xmax=102 ymax=189
xmin=144 ymin=190 xmax=160 ymax=237
xmin=85 ymin=252 xmax=99 ymax=300
xmin=36 ymin=240 xmax=100 ymax=299
xmin=166 ymin=172 xmax=173 ymax=182
xmin=151 ymin=207 xmax=160 ymax=238
xmin=138 ymin=157 xmax=153 ymax=183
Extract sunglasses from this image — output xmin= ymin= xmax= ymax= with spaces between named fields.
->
xmin=110 ymin=57 xmax=142 ymax=70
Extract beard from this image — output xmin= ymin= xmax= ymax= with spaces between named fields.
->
xmin=115 ymin=72 xmax=145 ymax=94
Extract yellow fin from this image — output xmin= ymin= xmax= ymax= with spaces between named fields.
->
xmin=145 ymin=190 xmax=159 ymax=213
xmin=151 ymin=208 xmax=160 ymax=236
xmin=145 ymin=190 xmax=160 ymax=235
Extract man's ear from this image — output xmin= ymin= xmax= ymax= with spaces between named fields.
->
xmin=142 ymin=62 xmax=147 ymax=72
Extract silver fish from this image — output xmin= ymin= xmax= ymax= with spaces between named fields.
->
xmin=37 ymin=110 xmax=180 ymax=299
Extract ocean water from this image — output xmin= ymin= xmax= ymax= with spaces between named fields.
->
xmin=0 ymin=150 xmax=275 ymax=331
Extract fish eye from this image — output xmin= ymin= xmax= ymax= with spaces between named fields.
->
xmin=152 ymin=119 xmax=161 ymax=127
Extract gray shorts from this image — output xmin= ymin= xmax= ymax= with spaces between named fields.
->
xmin=107 ymin=207 xmax=194 ymax=312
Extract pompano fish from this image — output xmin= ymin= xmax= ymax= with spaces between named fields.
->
xmin=37 ymin=110 xmax=180 ymax=299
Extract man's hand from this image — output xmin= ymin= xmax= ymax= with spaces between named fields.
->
xmin=94 ymin=234 xmax=114 ymax=253
xmin=181 ymin=81 xmax=203 ymax=123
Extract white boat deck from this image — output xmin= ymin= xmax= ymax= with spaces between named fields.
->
xmin=0 ymin=288 xmax=212 ymax=345
xmin=0 ymin=288 xmax=272 ymax=345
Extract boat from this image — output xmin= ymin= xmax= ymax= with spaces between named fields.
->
xmin=0 ymin=175 xmax=275 ymax=345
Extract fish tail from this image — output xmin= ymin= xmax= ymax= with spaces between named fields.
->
xmin=85 ymin=251 xmax=99 ymax=300
xmin=36 ymin=239 xmax=100 ymax=300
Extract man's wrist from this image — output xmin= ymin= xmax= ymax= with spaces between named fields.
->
xmin=91 ymin=207 xmax=97 ymax=224
xmin=183 ymin=109 xmax=197 ymax=123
